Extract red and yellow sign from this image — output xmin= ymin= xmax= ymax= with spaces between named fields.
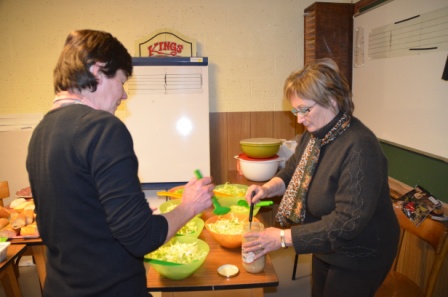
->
xmin=134 ymin=29 xmax=197 ymax=57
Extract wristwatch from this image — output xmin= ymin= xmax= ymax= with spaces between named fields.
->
xmin=280 ymin=229 xmax=288 ymax=249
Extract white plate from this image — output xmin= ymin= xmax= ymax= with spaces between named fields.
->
xmin=15 ymin=195 xmax=33 ymax=199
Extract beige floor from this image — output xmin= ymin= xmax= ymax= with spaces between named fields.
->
xmin=0 ymin=248 xmax=311 ymax=297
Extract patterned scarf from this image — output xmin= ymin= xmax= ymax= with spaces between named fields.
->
xmin=276 ymin=113 xmax=351 ymax=227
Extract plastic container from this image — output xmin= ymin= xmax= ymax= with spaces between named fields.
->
xmin=235 ymin=154 xmax=282 ymax=182
xmin=242 ymin=222 xmax=265 ymax=273
xmin=0 ymin=242 xmax=11 ymax=262
xmin=240 ymin=138 xmax=281 ymax=158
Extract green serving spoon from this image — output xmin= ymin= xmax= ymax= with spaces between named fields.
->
xmin=194 ymin=169 xmax=231 ymax=215
xmin=144 ymin=258 xmax=183 ymax=266
xmin=237 ymin=200 xmax=274 ymax=208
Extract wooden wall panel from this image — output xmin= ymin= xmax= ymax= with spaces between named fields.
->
xmin=209 ymin=111 xmax=301 ymax=184
xmin=226 ymin=112 xmax=251 ymax=174
xmin=272 ymin=111 xmax=304 ymax=140
xmin=249 ymin=112 xmax=274 ymax=137
xmin=209 ymin=112 xmax=228 ymax=185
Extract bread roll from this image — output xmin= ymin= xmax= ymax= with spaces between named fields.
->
xmin=13 ymin=201 xmax=34 ymax=212
xmin=20 ymin=222 xmax=38 ymax=236
xmin=11 ymin=212 xmax=27 ymax=229
xmin=0 ymin=218 xmax=9 ymax=229
xmin=9 ymin=198 xmax=27 ymax=209
xmin=0 ymin=224 xmax=19 ymax=238
xmin=23 ymin=208 xmax=35 ymax=225
xmin=0 ymin=206 xmax=10 ymax=219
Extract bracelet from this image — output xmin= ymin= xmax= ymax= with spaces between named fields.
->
xmin=280 ymin=229 xmax=288 ymax=249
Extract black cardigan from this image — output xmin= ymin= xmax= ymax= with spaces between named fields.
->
xmin=27 ymin=104 xmax=167 ymax=297
xmin=277 ymin=113 xmax=400 ymax=271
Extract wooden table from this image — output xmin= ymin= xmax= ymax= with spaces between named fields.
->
xmin=9 ymin=237 xmax=46 ymax=291
xmin=146 ymin=209 xmax=279 ymax=296
xmin=0 ymin=244 xmax=26 ymax=297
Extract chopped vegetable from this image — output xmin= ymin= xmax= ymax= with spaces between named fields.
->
xmin=166 ymin=204 xmax=177 ymax=212
xmin=174 ymin=188 xmax=184 ymax=194
xmin=215 ymin=183 xmax=247 ymax=197
xmin=145 ymin=241 xmax=207 ymax=264
xmin=177 ymin=221 xmax=198 ymax=235
xmin=230 ymin=205 xmax=249 ymax=214
xmin=207 ymin=216 xmax=245 ymax=235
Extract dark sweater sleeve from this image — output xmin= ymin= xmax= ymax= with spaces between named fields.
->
xmin=290 ymin=128 xmax=388 ymax=255
xmin=76 ymin=112 xmax=169 ymax=257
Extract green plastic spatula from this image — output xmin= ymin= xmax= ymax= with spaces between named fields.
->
xmin=237 ymin=200 xmax=274 ymax=208
xmin=194 ymin=169 xmax=231 ymax=215
xmin=144 ymin=258 xmax=183 ymax=266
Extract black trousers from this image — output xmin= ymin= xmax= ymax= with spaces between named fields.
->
xmin=311 ymin=255 xmax=391 ymax=297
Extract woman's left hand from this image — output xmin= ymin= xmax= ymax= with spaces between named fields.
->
xmin=242 ymin=227 xmax=283 ymax=260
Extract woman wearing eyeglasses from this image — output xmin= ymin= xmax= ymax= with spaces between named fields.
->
xmin=242 ymin=58 xmax=399 ymax=297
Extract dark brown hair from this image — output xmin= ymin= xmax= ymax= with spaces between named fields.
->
xmin=53 ymin=29 xmax=133 ymax=93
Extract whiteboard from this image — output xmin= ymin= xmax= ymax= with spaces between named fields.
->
xmin=353 ymin=0 xmax=448 ymax=160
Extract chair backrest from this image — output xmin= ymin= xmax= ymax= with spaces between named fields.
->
xmin=392 ymin=205 xmax=448 ymax=297
xmin=0 ymin=181 xmax=10 ymax=207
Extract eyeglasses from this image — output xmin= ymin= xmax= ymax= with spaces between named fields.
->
xmin=291 ymin=103 xmax=317 ymax=116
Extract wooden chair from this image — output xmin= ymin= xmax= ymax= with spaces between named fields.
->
xmin=375 ymin=205 xmax=448 ymax=297
xmin=0 ymin=181 xmax=10 ymax=207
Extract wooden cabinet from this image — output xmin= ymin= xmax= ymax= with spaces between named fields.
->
xmin=304 ymin=2 xmax=354 ymax=85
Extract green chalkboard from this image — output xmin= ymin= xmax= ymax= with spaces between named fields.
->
xmin=381 ymin=142 xmax=448 ymax=203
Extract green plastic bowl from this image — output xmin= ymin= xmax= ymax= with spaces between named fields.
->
xmin=205 ymin=213 xmax=260 ymax=249
xmin=240 ymin=138 xmax=281 ymax=158
xmin=175 ymin=217 xmax=204 ymax=238
xmin=214 ymin=184 xmax=260 ymax=216
xmin=146 ymin=236 xmax=209 ymax=280
xmin=159 ymin=199 xmax=202 ymax=219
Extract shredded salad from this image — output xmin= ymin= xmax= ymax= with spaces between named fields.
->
xmin=177 ymin=221 xmax=198 ymax=235
xmin=207 ymin=216 xmax=245 ymax=235
xmin=215 ymin=183 xmax=247 ymax=197
xmin=145 ymin=241 xmax=207 ymax=264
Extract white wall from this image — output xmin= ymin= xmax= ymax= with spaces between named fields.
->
xmin=0 ymin=0 xmax=354 ymax=194
xmin=0 ymin=130 xmax=33 ymax=206
xmin=0 ymin=0 xmax=352 ymax=115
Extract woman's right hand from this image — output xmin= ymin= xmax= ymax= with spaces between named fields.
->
xmin=245 ymin=185 xmax=268 ymax=204
xmin=245 ymin=177 xmax=286 ymax=205
xmin=181 ymin=176 xmax=214 ymax=216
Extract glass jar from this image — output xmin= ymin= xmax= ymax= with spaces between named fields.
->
xmin=242 ymin=221 xmax=265 ymax=273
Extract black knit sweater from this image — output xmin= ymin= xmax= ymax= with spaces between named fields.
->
xmin=27 ymin=104 xmax=168 ymax=297
xmin=277 ymin=113 xmax=399 ymax=271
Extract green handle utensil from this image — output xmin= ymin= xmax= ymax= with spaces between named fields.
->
xmin=237 ymin=200 xmax=274 ymax=208
xmin=194 ymin=169 xmax=231 ymax=215
xmin=144 ymin=259 xmax=183 ymax=266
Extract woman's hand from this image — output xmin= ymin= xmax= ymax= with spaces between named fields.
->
xmin=181 ymin=176 xmax=214 ymax=216
xmin=245 ymin=177 xmax=286 ymax=205
xmin=242 ymin=227 xmax=283 ymax=260
xmin=245 ymin=185 xmax=268 ymax=204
